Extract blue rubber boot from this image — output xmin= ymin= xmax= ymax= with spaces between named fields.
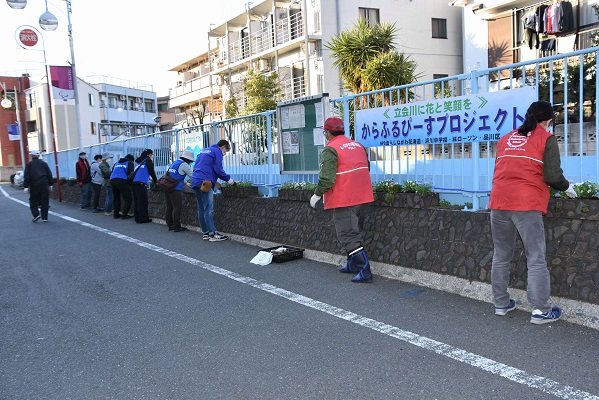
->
xmin=339 ymin=248 xmax=360 ymax=274
xmin=350 ymin=249 xmax=373 ymax=283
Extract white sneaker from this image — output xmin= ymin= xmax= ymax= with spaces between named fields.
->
xmin=209 ymin=233 xmax=229 ymax=242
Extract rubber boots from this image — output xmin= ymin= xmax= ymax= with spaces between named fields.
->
xmin=350 ymin=248 xmax=373 ymax=283
xmin=338 ymin=248 xmax=360 ymax=274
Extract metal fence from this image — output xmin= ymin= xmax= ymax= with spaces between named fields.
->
xmin=43 ymin=47 xmax=599 ymax=210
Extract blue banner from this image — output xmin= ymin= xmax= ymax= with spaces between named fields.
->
xmin=7 ymin=123 xmax=20 ymax=141
xmin=354 ymin=86 xmax=537 ymax=147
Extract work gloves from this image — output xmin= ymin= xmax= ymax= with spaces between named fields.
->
xmin=310 ymin=194 xmax=321 ymax=208
xmin=564 ymin=184 xmax=577 ymax=198
xmin=23 ymin=188 xmax=29 ymax=194
xmin=227 ymin=179 xmax=236 ymax=185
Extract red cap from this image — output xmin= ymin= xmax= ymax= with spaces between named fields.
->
xmin=323 ymin=117 xmax=344 ymax=133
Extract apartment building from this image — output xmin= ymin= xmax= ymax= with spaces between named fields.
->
xmin=90 ymin=76 xmax=159 ymax=140
xmin=458 ymin=0 xmax=599 ymax=72
xmin=169 ymin=0 xmax=463 ymax=126
xmin=22 ymin=74 xmax=159 ymax=152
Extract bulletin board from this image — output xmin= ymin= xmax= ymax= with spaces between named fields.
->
xmin=277 ymin=93 xmax=329 ymax=173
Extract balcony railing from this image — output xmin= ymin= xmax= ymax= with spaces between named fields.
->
xmin=279 ymin=75 xmax=305 ymax=102
xmin=221 ymin=13 xmax=304 ymax=65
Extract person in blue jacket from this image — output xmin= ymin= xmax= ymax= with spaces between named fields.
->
xmin=191 ymin=140 xmax=235 ymax=241
xmin=164 ymin=150 xmax=194 ymax=232
xmin=131 ymin=149 xmax=158 ymax=223
xmin=110 ymin=154 xmax=134 ymax=219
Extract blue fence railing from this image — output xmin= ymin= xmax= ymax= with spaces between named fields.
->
xmin=43 ymin=47 xmax=599 ymax=210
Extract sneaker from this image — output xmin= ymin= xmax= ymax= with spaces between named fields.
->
xmin=530 ymin=307 xmax=562 ymax=325
xmin=32 ymin=215 xmax=41 ymax=222
xmin=173 ymin=227 xmax=187 ymax=232
xmin=202 ymin=234 xmax=210 ymax=241
xmin=92 ymin=208 xmax=100 ymax=213
xmin=209 ymin=233 xmax=229 ymax=242
xmin=42 ymin=219 xmax=47 ymax=222
xmin=104 ymin=212 xmax=112 ymax=216
xmin=495 ymin=299 xmax=516 ymax=316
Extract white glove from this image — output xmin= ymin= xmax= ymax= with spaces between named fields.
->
xmin=564 ymin=184 xmax=577 ymax=198
xmin=23 ymin=187 xmax=29 ymax=194
xmin=49 ymin=185 xmax=53 ymax=192
xmin=227 ymin=179 xmax=235 ymax=185
xmin=310 ymin=194 xmax=321 ymax=208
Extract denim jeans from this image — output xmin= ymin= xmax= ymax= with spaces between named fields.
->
xmin=193 ymin=186 xmax=217 ymax=234
xmin=104 ymin=185 xmax=113 ymax=212
xmin=80 ymin=183 xmax=92 ymax=208
xmin=490 ymin=209 xmax=551 ymax=312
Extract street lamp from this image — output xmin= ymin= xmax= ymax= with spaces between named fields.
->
xmin=7 ymin=0 xmax=84 ymax=153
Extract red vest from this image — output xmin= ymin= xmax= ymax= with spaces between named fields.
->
xmin=489 ymin=126 xmax=552 ymax=214
xmin=323 ymin=135 xmax=374 ymax=210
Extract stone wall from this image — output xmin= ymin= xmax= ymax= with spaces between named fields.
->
xmin=51 ymin=185 xmax=599 ymax=305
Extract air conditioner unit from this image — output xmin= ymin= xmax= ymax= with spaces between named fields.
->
xmin=259 ymin=59 xmax=270 ymax=72
xmin=135 ymin=97 xmax=141 ymax=102
xmin=119 ymin=95 xmax=126 ymax=101
xmin=251 ymin=61 xmax=260 ymax=71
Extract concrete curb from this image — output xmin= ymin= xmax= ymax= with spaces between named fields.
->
xmin=162 ymin=219 xmax=599 ymax=330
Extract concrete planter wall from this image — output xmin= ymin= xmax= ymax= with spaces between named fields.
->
xmin=51 ymin=184 xmax=599 ymax=305
xmin=220 ymin=186 xmax=260 ymax=198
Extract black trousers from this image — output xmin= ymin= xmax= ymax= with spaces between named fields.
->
xmin=131 ymin=183 xmax=150 ymax=222
xmin=29 ymin=184 xmax=50 ymax=219
xmin=91 ymin=183 xmax=102 ymax=209
xmin=165 ymin=190 xmax=183 ymax=229
xmin=111 ymin=178 xmax=132 ymax=216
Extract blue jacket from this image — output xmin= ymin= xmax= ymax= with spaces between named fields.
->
xmin=132 ymin=158 xmax=149 ymax=185
xmin=191 ymin=144 xmax=230 ymax=188
xmin=168 ymin=159 xmax=186 ymax=191
xmin=110 ymin=159 xmax=130 ymax=180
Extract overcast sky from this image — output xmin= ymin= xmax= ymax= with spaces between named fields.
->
xmin=0 ymin=0 xmax=250 ymax=96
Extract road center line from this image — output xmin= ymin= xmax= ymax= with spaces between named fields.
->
xmin=2 ymin=186 xmax=597 ymax=400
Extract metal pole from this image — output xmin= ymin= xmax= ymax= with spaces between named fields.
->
xmin=44 ymin=64 xmax=62 ymax=202
xmin=13 ymin=82 xmax=27 ymax=171
xmin=65 ymin=0 xmax=83 ymax=152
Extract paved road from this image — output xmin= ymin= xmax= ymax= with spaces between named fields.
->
xmin=1 ymin=184 xmax=598 ymax=400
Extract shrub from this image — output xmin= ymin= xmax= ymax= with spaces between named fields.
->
xmin=280 ymin=181 xmax=316 ymax=190
xmin=373 ymin=179 xmax=402 ymax=193
xmin=573 ymin=181 xmax=599 ymax=199
xmin=224 ymin=180 xmax=252 ymax=188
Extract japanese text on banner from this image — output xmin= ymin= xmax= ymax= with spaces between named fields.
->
xmin=354 ymin=87 xmax=537 ymax=147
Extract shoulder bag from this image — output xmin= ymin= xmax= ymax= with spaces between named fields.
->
xmin=158 ymin=170 xmax=180 ymax=192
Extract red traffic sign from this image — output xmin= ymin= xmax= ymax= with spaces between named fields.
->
xmin=18 ymin=28 xmax=38 ymax=47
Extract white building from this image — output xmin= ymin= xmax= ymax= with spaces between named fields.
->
xmin=169 ymin=0 xmax=463 ymax=126
xmin=24 ymin=75 xmax=158 ymax=152
xmin=457 ymin=0 xmax=598 ymax=73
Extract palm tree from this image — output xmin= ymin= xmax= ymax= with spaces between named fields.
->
xmin=325 ymin=19 xmax=421 ymax=100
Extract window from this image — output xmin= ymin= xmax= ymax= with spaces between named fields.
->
xmin=358 ymin=7 xmax=380 ymax=27
xmin=432 ymin=18 xmax=447 ymax=39
xmin=90 ymin=122 xmax=97 ymax=135
xmin=88 ymin=93 xmax=94 ymax=107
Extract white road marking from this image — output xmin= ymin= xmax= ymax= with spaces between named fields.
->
xmin=2 ymin=186 xmax=597 ymax=400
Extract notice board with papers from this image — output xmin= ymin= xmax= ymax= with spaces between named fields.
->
xmin=277 ymin=93 xmax=329 ymax=173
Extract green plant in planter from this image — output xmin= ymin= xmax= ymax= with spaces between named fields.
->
xmin=552 ymin=181 xmax=599 ymax=199
xmin=439 ymin=199 xmax=452 ymax=207
xmin=67 ymin=178 xmax=77 ymax=186
xmin=224 ymin=180 xmax=252 ymax=188
xmin=373 ymin=179 xmax=402 ymax=193
xmin=402 ymin=180 xmax=432 ymax=196
xmin=573 ymin=181 xmax=599 ymax=199
xmin=59 ymin=177 xmax=68 ymax=185
xmin=384 ymin=193 xmax=394 ymax=202
xmin=280 ymin=181 xmax=316 ymax=190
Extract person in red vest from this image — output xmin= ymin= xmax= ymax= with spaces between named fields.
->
xmin=489 ymin=101 xmax=577 ymax=324
xmin=75 ymin=151 xmax=92 ymax=210
xmin=310 ymin=117 xmax=374 ymax=282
